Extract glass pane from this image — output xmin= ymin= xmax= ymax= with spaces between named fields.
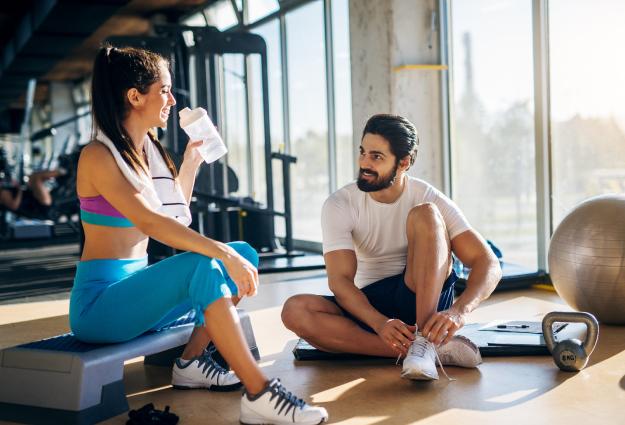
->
xmin=450 ymin=0 xmax=537 ymax=269
xmin=248 ymin=54 xmax=267 ymax=206
xmin=246 ymin=0 xmax=279 ymax=24
xmin=251 ymin=20 xmax=284 ymax=152
xmin=286 ymin=1 xmax=329 ymax=242
xmin=332 ymin=0 xmax=354 ymax=188
xmin=204 ymin=0 xmax=238 ymax=31
xmin=549 ymin=0 xmax=625 ymax=226
xmin=251 ymin=20 xmax=285 ymax=234
xmin=223 ymin=54 xmax=249 ymax=197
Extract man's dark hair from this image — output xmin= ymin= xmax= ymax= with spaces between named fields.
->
xmin=362 ymin=114 xmax=419 ymax=166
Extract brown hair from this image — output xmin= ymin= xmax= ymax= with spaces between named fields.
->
xmin=91 ymin=44 xmax=178 ymax=178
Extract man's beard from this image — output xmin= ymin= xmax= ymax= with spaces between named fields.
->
xmin=356 ymin=163 xmax=399 ymax=192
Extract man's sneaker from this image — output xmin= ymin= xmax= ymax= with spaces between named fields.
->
xmin=401 ymin=332 xmax=439 ymax=380
xmin=437 ymin=335 xmax=482 ymax=368
xmin=240 ymin=378 xmax=328 ymax=425
xmin=172 ymin=349 xmax=242 ymax=391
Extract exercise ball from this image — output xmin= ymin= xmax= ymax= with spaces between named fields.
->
xmin=548 ymin=194 xmax=625 ymax=324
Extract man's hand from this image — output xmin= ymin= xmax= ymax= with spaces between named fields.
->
xmin=422 ymin=309 xmax=466 ymax=345
xmin=375 ymin=319 xmax=416 ymax=355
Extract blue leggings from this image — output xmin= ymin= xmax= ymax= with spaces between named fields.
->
xmin=69 ymin=241 xmax=258 ymax=344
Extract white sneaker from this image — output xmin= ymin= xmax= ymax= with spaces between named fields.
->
xmin=437 ymin=335 xmax=482 ymax=368
xmin=401 ymin=332 xmax=439 ymax=381
xmin=240 ymin=378 xmax=329 ymax=425
xmin=172 ymin=349 xmax=242 ymax=391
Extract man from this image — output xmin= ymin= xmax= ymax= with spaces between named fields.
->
xmin=0 ymin=168 xmax=65 ymax=219
xmin=282 ymin=114 xmax=502 ymax=380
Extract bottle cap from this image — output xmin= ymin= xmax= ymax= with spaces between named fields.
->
xmin=178 ymin=107 xmax=207 ymax=127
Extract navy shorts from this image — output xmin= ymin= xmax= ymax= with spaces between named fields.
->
xmin=323 ymin=270 xmax=457 ymax=333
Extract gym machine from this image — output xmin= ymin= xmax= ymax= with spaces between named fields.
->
xmin=107 ymin=25 xmax=302 ymax=260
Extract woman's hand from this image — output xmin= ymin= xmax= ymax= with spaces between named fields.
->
xmin=183 ymin=139 xmax=204 ymax=169
xmin=221 ymin=251 xmax=259 ymax=297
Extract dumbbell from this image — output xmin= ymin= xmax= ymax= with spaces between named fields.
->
xmin=542 ymin=311 xmax=599 ymax=372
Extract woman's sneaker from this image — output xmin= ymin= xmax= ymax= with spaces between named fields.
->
xmin=172 ymin=349 xmax=242 ymax=391
xmin=436 ymin=335 xmax=482 ymax=368
xmin=240 ymin=378 xmax=328 ymax=425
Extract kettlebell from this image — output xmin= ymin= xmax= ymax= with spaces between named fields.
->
xmin=542 ymin=311 xmax=599 ymax=372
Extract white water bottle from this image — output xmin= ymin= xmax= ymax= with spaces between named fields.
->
xmin=179 ymin=107 xmax=228 ymax=164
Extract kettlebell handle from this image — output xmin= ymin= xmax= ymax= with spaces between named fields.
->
xmin=542 ymin=311 xmax=599 ymax=355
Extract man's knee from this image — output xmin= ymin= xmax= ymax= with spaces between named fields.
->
xmin=281 ymin=295 xmax=313 ymax=333
xmin=407 ymin=202 xmax=446 ymax=232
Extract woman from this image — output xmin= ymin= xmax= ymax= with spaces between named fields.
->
xmin=71 ymin=45 xmax=327 ymax=425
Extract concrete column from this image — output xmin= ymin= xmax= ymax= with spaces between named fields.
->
xmin=349 ymin=0 xmax=393 ymax=154
xmin=349 ymin=0 xmax=445 ymax=189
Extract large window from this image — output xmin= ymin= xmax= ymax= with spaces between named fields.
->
xmin=450 ymin=0 xmax=538 ymax=269
xmin=286 ymin=1 xmax=329 ymax=242
xmin=223 ymin=54 xmax=250 ymax=197
xmin=549 ymin=0 xmax=625 ymax=227
xmin=449 ymin=0 xmax=625 ymax=271
xmin=182 ymin=0 xmax=352 ymax=246
xmin=251 ymin=20 xmax=284 ymax=220
xmin=332 ymin=0 xmax=354 ymax=188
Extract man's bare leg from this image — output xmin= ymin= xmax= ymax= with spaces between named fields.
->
xmin=282 ymin=294 xmax=397 ymax=357
xmin=404 ymin=203 xmax=452 ymax=330
xmin=399 ymin=203 xmax=453 ymax=380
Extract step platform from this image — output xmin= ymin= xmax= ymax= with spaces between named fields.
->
xmin=0 ymin=309 xmax=259 ymax=425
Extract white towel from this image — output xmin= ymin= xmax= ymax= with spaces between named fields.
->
xmin=95 ymin=130 xmax=192 ymax=226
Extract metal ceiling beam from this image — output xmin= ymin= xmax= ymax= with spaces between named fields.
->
xmin=0 ymin=0 xmax=130 ymax=112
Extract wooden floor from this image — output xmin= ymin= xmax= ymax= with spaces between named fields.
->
xmin=1 ymin=271 xmax=624 ymax=425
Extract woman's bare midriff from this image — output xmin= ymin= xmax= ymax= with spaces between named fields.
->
xmin=81 ymin=223 xmax=150 ymax=261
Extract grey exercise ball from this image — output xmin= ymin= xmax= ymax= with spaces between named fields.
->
xmin=548 ymin=194 xmax=625 ymax=325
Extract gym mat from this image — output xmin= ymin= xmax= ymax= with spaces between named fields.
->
xmin=292 ymin=322 xmax=564 ymax=361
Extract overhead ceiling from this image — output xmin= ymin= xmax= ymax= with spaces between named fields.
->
xmin=0 ymin=0 xmax=209 ymax=113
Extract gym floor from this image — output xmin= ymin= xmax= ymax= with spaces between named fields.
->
xmin=1 ymin=270 xmax=624 ymax=425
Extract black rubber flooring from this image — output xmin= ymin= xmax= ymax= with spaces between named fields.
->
xmin=0 ymin=234 xmax=324 ymax=302
xmin=0 ymin=241 xmax=79 ymax=302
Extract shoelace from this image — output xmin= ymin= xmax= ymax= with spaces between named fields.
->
xmin=196 ymin=350 xmax=229 ymax=383
xmin=268 ymin=379 xmax=306 ymax=417
xmin=396 ymin=336 xmax=456 ymax=381
xmin=206 ymin=344 xmax=218 ymax=356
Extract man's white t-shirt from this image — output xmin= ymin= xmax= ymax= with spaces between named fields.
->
xmin=321 ymin=176 xmax=471 ymax=289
